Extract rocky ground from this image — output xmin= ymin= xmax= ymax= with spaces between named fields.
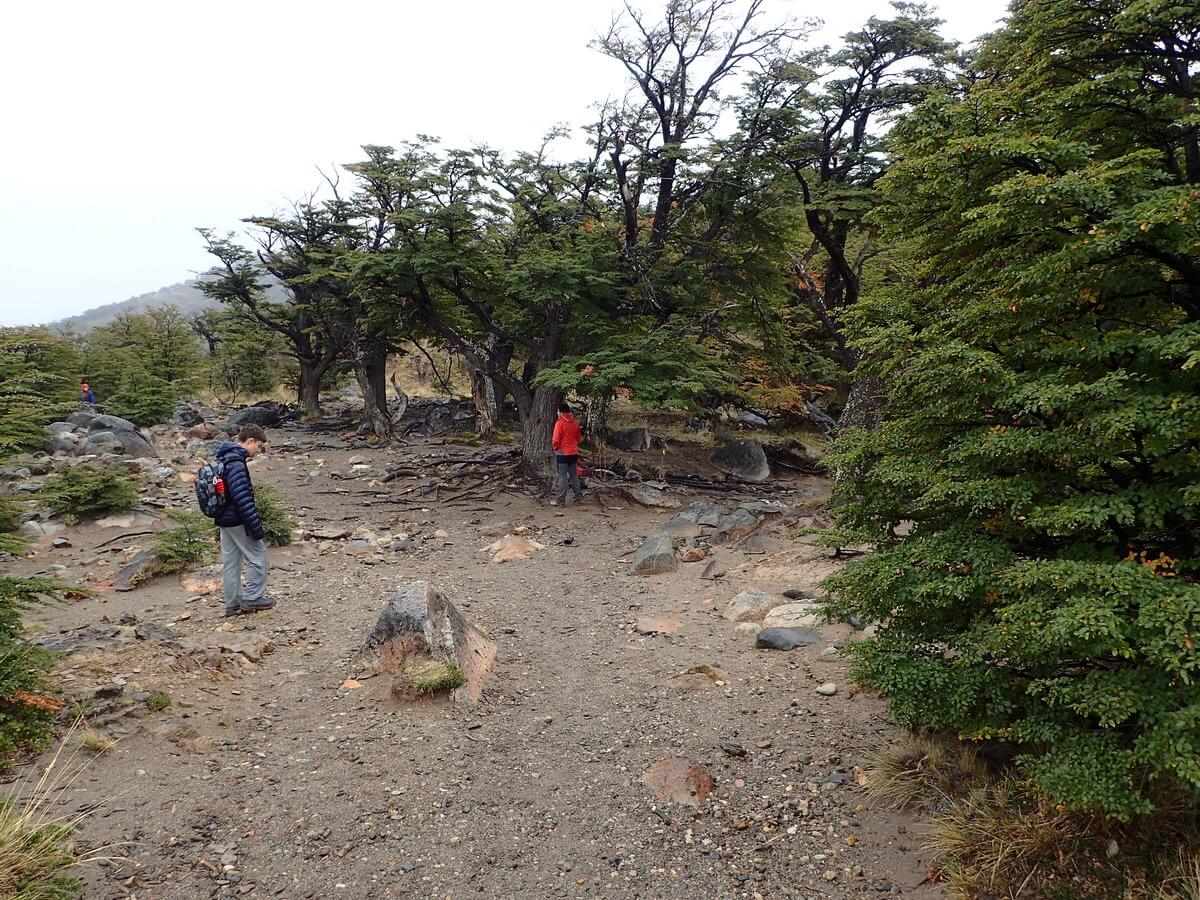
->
xmin=6 ymin=413 xmax=942 ymax=900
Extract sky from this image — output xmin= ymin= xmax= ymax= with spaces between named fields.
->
xmin=0 ymin=0 xmax=1009 ymax=326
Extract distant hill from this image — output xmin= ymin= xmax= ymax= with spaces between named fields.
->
xmin=52 ymin=280 xmax=219 ymax=331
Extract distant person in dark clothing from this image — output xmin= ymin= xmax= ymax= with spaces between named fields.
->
xmin=80 ymin=381 xmax=94 ymax=404
xmin=215 ymin=424 xmax=272 ymax=616
xmin=550 ymin=402 xmax=583 ymax=507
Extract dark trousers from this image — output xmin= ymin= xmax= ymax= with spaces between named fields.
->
xmin=555 ymin=454 xmax=583 ymax=504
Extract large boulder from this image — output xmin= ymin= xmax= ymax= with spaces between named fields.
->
xmin=714 ymin=507 xmax=763 ymax=544
xmin=87 ymin=414 xmax=139 ymax=434
xmin=617 ymin=483 xmax=681 ymax=510
xmin=81 ymin=431 xmax=122 ymax=454
xmin=230 ymin=405 xmax=281 ymax=428
xmin=763 ymin=602 xmax=823 ymax=629
xmin=67 ymin=410 xmax=97 ymax=428
xmin=608 ymin=427 xmax=652 ymax=452
xmin=358 ymin=581 xmax=496 ymax=703
xmin=631 ymin=532 xmax=678 ymax=576
xmin=173 ymin=407 xmax=204 ymax=427
xmin=710 ymin=440 xmax=771 ymax=483
xmin=83 ymin=429 xmax=156 ymax=459
xmin=44 ymin=432 xmax=81 ymax=455
xmin=723 ymin=589 xmax=785 ymax=623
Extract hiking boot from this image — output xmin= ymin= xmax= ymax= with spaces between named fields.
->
xmin=549 ymin=499 xmax=561 ymax=507
xmin=222 ymin=607 xmax=243 ymax=618
xmin=240 ymin=599 xmax=275 ymax=613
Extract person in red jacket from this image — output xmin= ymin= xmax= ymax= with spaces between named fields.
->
xmin=550 ymin=402 xmax=584 ymax=507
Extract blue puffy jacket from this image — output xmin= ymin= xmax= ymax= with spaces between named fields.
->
xmin=214 ymin=443 xmax=264 ymax=540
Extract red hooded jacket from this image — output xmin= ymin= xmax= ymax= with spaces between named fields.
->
xmin=552 ymin=412 xmax=581 ymax=457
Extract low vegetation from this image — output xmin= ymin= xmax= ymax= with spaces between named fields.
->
xmin=126 ymin=510 xmax=216 ymax=588
xmin=0 ymin=578 xmax=78 ymax=763
xmin=0 ymin=495 xmax=27 ymax=556
xmin=144 ymin=692 xmax=171 ymax=713
xmin=253 ymin=485 xmax=293 ymax=547
xmin=77 ymin=730 xmax=115 ymax=757
xmin=38 ymin=467 xmax=137 ymax=523
xmin=0 ymin=796 xmax=83 ymax=899
xmin=394 ymin=660 xmax=465 ymax=697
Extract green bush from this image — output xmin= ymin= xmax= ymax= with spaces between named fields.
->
xmin=0 ymin=328 xmax=78 ymax=461
xmin=0 ymin=577 xmax=82 ymax=761
xmin=0 ymin=495 xmax=26 ymax=556
xmin=0 ymin=796 xmax=83 ymax=898
xmin=39 ymin=467 xmax=137 ymax=523
xmin=105 ymin=371 xmax=177 ymax=428
xmin=151 ymin=510 xmax=216 ymax=571
xmin=253 ymin=485 xmax=293 ymax=546
xmin=827 ymin=1 xmax=1200 ymax=819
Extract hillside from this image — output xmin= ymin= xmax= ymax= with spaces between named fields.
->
xmin=52 ymin=280 xmax=219 ymax=331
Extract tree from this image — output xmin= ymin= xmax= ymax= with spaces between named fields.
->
xmin=0 ymin=328 xmax=78 ymax=460
xmin=198 ymin=230 xmax=340 ymax=418
xmin=192 ymin=308 xmax=285 ymax=401
xmin=827 ymin=0 xmax=1200 ymax=818
xmin=748 ymin=1 xmax=952 ymax=429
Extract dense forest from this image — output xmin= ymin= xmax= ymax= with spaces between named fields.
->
xmin=2 ymin=0 xmax=1198 ymax=895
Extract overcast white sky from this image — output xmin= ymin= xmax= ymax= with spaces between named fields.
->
xmin=0 ymin=0 xmax=1008 ymax=326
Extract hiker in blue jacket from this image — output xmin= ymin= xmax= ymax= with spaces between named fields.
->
xmin=215 ymin=424 xmax=272 ymax=616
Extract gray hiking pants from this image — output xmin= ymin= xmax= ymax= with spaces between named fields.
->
xmin=220 ymin=525 xmax=268 ymax=612
xmin=555 ymin=454 xmax=583 ymax=504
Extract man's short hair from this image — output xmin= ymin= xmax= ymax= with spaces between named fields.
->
xmin=238 ymin=424 xmax=268 ymax=443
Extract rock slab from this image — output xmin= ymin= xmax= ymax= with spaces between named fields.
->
xmin=756 ymin=627 xmax=822 ymax=651
xmin=710 ymin=440 xmax=770 ymax=483
xmin=631 ymin=533 xmax=677 ymax=576
xmin=723 ymin=589 xmax=785 ymax=623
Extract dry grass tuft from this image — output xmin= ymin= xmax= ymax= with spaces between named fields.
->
xmin=77 ymin=730 xmax=114 ymax=756
xmin=863 ymin=732 xmax=990 ymax=810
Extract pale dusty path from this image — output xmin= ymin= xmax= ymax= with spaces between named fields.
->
xmin=15 ymin=437 xmax=942 ymax=900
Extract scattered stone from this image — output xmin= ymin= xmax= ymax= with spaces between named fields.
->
xmin=742 ymin=533 xmax=784 ymax=555
xmin=184 ymin=423 xmax=222 ymax=441
xmin=723 ymin=590 xmax=784 ymax=623
xmin=640 ymin=757 xmax=715 ymax=807
xmin=96 ymin=512 xmax=158 ymax=529
xmin=616 ymin=483 xmax=681 ymax=510
xmin=735 ymin=410 xmax=769 ymax=428
xmin=763 ymin=602 xmax=823 ymax=629
xmin=678 ymin=546 xmax=709 ymax=563
xmin=134 ymin=623 xmax=182 ymax=645
xmin=735 ymin=621 xmax=762 ymax=637
xmin=483 ymin=536 xmax=544 ymax=563
xmin=714 ymin=508 xmax=763 ymax=545
xmin=634 ymin=617 xmax=681 ymax=635
xmin=815 ymin=682 xmax=838 ymax=696
xmin=783 ymin=588 xmax=820 ymax=601
xmin=720 ymin=742 xmax=747 ymax=758
xmin=607 ymin=427 xmax=652 ymax=452
xmin=660 ymin=517 xmax=703 ymax=539
xmin=358 ymin=581 xmax=496 ymax=704
xmin=630 ymin=533 xmax=677 ymax=576
xmin=180 ymin=568 xmax=222 ymax=595
xmin=230 ymin=405 xmax=282 ymax=428
xmin=709 ymin=440 xmax=770 ymax=483
xmin=114 ymin=550 xmax=160 ymax=592
xmin=818 ymin=646 xmax=843 ymax=662
xmin=51 ymin=537 xmax=72 ymax=549
xmin=308 ymin=527 xmax=352 ymax=540
xmin=700 ymin=557 xmax=728 ymax=581
xmin=755 ymin=627 xmax=822 ymax=651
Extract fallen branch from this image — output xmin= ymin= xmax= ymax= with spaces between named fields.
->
xmin=93 ymin=530 xmax=155 ymax=549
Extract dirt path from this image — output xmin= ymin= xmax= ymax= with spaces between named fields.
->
xmin=13 ymin=435 xmax=940 ymax=899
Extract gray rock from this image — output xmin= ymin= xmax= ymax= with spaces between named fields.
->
xmin=51 ymin=537 xmax=72 ymax=549
xmin=44 ymin=432 xmax=81 ymax=455
xmin=724 ymin=589 xmax=785 ymax=623
xmin=710 ymin=440 xmax=771 ymax=483
xmin=173 ymin=408 xmax=204 ymax=427
xmin=742 ymin=534 xmax=784 ymax=555
xmin=186 ymin=439 xmax=222 ymax=458
xmin=360 ymin=580 xmax=496 ymax=704
xmin=783 ymin=588 xmax=820 ymax=601
xmin=47 ymin=422 xmax=75 ymax=434
xmin=35 ymin=625 xmax=131 ymax=654
xmin=815 ymin=682 xmax=838 ymax=696
xmin=735 ymin=410 xmax=769 ymax=428
xmin=700 ymin=557 xmax=728 ymax=581
xmin=87 ymin=414 xmax=139 ymax=434
xmin=608 ymin=427 xmax=652 ymax=452
xmin=660 ymin=516 xmax=703 ymax=539
xmin=114 ymin=550 xmax=160 ymax=591
xmin=82 ymin=431 xmax=122 ymax=454
xmin=755 ymin=627 xmax=822 ymax=651
xmin=676 ymin=501 xmax=729 ymax=527
xmin=763 ymin=602 xmax=823 ymax=629
xmin=617 ymin=483 xmax=681 ymax=510
xmin=0 ymin=466 xmax=32 ymax=480
xmin=818 ymin=646 xmax=843 ymax=662
xmin=67 ymin=410 xmax=97 ymax=428
xmin=630 ymin=532 xmax=677 ymax=576
xmin=230 ymin=405 xmax=281 ymax=428
xmin=715 ymin=508 xmax=763 ymax=544
xmin=134 ymin=623 xmax=182 ymax=645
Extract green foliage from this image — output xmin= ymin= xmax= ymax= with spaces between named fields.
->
xmin=129 ymin=510 xmax=217 ymax=586
xmin=192 ymin=308 xmax=285 ymax=401
xmin=105 ymin=371 xmax=177 ymax=427
xmin=0 ymin=495 xmax=27 ymax=556
xmin=828 ymin=0 xmax=1200 ymax=819
xmin=253 ymin=485 xmax=293 ymax=546
xmin=0 ymin=328 xmax=78 ymax=461
xmin=39 ymin=467 xmax=137 ymax=523
xmin=79 ymin=306 xmax=201 ymax=420
xmin=144 ymin=692 xmax=171 ymax=712
xmin=0 ymin=578 xmax=83 ymax=761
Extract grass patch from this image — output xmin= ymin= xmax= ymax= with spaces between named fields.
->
xmin=863 ymin=732 xmax=991 ymax=811
xmin=38 ymin=466 xmax=137 ymax=523
xmin=77 ymin=730 xmax=114 ymax=756
xmin=253 ymin=485 xmax=294 ymax=546
xmin=394 ymin=659 xmax=465 ymax=696
xmin=0 ymin=797 xmax=82 ymax=899
xmin=127 ymin=509 xmax=217 ymax=589
xmin=865 ymin=733 xmax=1200 ymax=899
xmin=144 ymin=692 xmax=171 ymax=713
